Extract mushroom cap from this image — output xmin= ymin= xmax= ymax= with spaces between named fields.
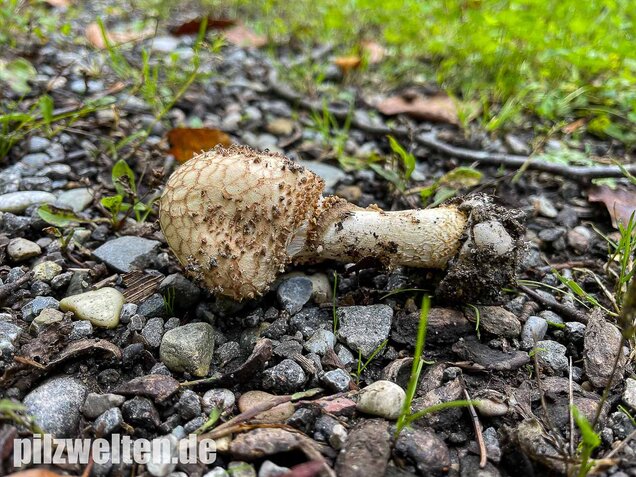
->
xmin=159 ymin=146 xmax=325 ymax=301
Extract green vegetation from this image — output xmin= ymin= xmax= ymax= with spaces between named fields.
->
xmin=209 ymin=0 xmax=636 ymax=145
xmin=572 ymin=405 xmax=601 ymax=477
xmin=352 ymin=338 xmax=388 ymax=386
xmin=395 ymin=295 xmax=473 ymax=436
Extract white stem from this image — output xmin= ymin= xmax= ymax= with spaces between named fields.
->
xmin=293 ymin=202 xmax=468 ymax=268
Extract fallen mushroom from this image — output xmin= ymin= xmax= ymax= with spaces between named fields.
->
xmin=159 ymin=145 xmax=525 ymax=302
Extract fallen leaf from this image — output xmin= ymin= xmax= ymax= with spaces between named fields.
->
xmin=334 ymin=55 xmax=361 ymax=74
xmin=377 ymin=92 xmax=459 ymax=125
xmin=588 ymin=185 xmax=636 ymax=228
xmin=0 ymin=58 xmax=37 ymax=95
xmin=563 ymin=118 xmax=587 ymax=134
xmin=361 ymin=40 xmax=386 ymax=64
xmin=167 ymin=128 xmax=232 ymax=163
xmin=223 ymin=24 xmax=267 ymax=48
xmin=85 ymin=22 xmax=154 ymax=50
xmin=170 ymin=17 xmax=235 ymax=36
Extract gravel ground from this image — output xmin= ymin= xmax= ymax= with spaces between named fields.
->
xmin=1 ymin=5 xmax=635 ymax=477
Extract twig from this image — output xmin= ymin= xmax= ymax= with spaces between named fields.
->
xmin=0 ymin=272 xmax=32 ymax=305
xmin=519 ymin=285 xmax=588 ymax=324
xmin=568 ymin=357 xmax=575 ymax=462
xmin=267 ymin=70 xmax=636 ymax=181
xmin=605 ymin=428 xmax=636 ymax=459
xmin=464 ymin=388 xmax=487 ymax=468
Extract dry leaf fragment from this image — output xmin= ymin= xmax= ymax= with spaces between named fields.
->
xmin=334 ymin=55 xmax=362 ymax=74
xmin=223 ymin=24 xmax=267 ymax=48
xmin=85 ymin=22 xmax=154 ymax=50
xmin=562 ymin=118 xmax=587 ymax=134
xmin=170 ymin=17 xmax=235 ymax=36
xmin=588 ymin=185 xmax=636 ymax=228
xmin=167 ymin=128 xmax=232 ymax=164
xmin=361 ymin=40 xmax=386 ymax=64
xmin=377 ymin=92 xmax=459 ymax=125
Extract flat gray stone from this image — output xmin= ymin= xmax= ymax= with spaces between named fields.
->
xmin=337 ymin=305 xmax=392 ymax=358
xmin=56 ymin=188 xmax=93 ymax=212
xmin=93 ymin=236 xmax=160 ymax=272
xmin=24 ymin=376 xmax=88 ymax=437
xmin=299 ymin=160 xmax=346 ymax=189
xmin=0 ymin=191 xmax=56 ymax=213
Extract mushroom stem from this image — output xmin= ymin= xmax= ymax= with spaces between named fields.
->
xmin=292 ymin=199 xmax=468 ymax=269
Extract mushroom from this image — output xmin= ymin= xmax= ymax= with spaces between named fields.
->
xmin=159 ymin=145 xmax=525 ymax=302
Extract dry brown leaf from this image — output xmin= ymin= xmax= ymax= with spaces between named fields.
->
xmin=170 ymin=17 xmax=235 ymax=36
xmin=562 ymin=118 xmax=587 ymax=134
xmin=588 ymin=185 xmax=636 ymax=228
xmin=85 ymin=22 xmax=154 ymax=50
xmin=223 ymin=24 xmax=267 ymax=48
xmin=377 ymin=92 xmax=459 ymax=125
xmin=361 ymin=40 xmax=386 ymax=64
xmin=167 ymin=128 xmax=232 ymax=164
xmin=334 ymin=55 xmax=362 ymax=74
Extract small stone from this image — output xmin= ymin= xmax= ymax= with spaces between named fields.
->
xmin=337 ymin=305 xmax=392 ymax=358
xmin=521 ymin=316 xmax=548 ymax=349
xmin=290 ymin=307 xmax=331 ymax=338
xmin=146 ymin=434 xmax=178 ymax=477
xmin=142 ymin=317 xmax=165 ymax=348
xmin=69 ymin=320 xmax=93 ymax=340
xmin=277 ymin=277 xmax=312 ymax=315
xmin=504 ymin=134 xmax=531 ymax=155
xmin=584 ymin=311 xmax=625 ymax=388
xmin=152 ymin=35 xmax=179 ymax=52
xmin=0 ymin=191 xmax=56 ymax=213
xmin=21 ymin=296 xmax=60 ymax=322
xmin=567 ymin=225 xmax=592 ymax=252
xmin=8 ymin=238 xmax=41 ymax=261
xmin=159 ymin=323 xmax=215 ymax=377
xmin=335 ymin=419 xmax=391 ymax=477
xmin=307 ymin=273 xmax=332 ymax=304
xmin=238 ymin=390 xmax=295 ymax=423
xmin=24 ymin=376 xmax=88 ymax=437
xmin=56 ymin=188 xmax=93 ymax=213
xmin=534 ymin=195 xmax=558 ymax=218
xmin=258 ymin=460 xmax=289 ymax=477
xmin=540 ymin=310 xmax=564 ymax=326
xmin=158 ymin=273 xmax=200 ymax=308
xmin=93 ymin=236 xmax=161 ymax=273
xmin=565 ymin=321 xmax=586 ymax=343
xmin=299 ymin=160 xmax=346 ymax=189
xmin=0 ymin=321 xmax=22 ymax=357
xmin=322 ymin=368 xmax=351 ymax=392
xmin=204 ymin=469 xmax=229 ymax=477
xmin=202 ymin=388 xmax=235 ymax=414
xmin=304 ymin=329 xmax=336 ymax=355
xmin=356 ymin=380 xmax=405 ymax=420
xmin=536 ymin=340 xmax=568 ymax=375
xmin=119 ymin=303 xmax=138 ymax=324
xmin=266 ymin=118 xmax=294 ymax=136
xmin=122 ymin=396 xmax=161 ymax=429
xmin=623 ymin=378 xmax=636 ymax=411
xmin=82 ymin=392 xmax=126 ymax=419
xmin=60 ymin=287 xmax=124 ymax=329
xmin=329 ymin=424 xmax=348 ymax=450
xmin=262 ymin=359 xmax=307 ymax=393
xmin=176 ymin=389 xmax=202 ymax=421
xmin=94 ymin=408 xmax=123 ymax=435
xmin=30 ymin=308 xmax=64 ymax=333
xmin=228 ymin=461 xmax=256 ymax=477
xmin=475 ymin=398 xmax=509 ymax=417
xmin=32 ymin=261 xmax=62 ymax=282
xmin=393 ymin=427 xmax=450 ymax=475
xmin=472 ymin=221 xmax=514 ymax=256
xmin=27 ymin=136 xmax=51 ymax=153
xmin=138 ymin=293 xmax=169 ymax=318
xmin=476 ymin=306 xmax=521 ymax=338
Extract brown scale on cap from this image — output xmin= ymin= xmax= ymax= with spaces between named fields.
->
xmin=160 ymin=145 xmax=324 ymax=301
